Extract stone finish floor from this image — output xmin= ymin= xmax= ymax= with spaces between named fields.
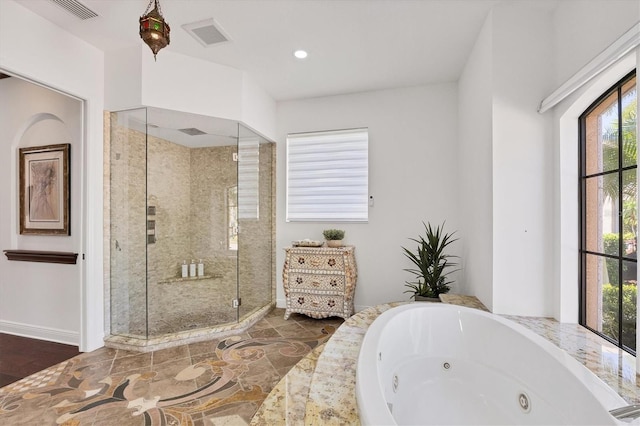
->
xmin=0 ymin=308 xmax=342 ymax=425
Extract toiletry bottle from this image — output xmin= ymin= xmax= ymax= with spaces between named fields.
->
xmin=197 ymin=259 xmax=204 ymax=277
xmin=181 ymin=260 xmax=188 ymax=278
xmin=189 ymin=259 xmax=196 ymax=277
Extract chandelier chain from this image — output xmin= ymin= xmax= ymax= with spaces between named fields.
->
xmin=143 ymin=0 xmax=162 ymax=16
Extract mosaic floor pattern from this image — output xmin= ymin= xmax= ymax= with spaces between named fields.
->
xmin=0 ymin=309 xmax=342 ymax=425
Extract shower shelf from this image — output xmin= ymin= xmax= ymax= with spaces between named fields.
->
xmin=158 ymin=274 xmax=223 ymax=284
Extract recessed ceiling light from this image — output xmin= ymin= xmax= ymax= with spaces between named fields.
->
xmin=294 ymin=50 xmax=308 ymax=59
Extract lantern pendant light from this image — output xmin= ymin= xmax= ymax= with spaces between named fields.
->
xmin=139 ymin=0 xmax=171 ymax=60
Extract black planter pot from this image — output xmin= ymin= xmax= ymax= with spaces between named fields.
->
xmin=414 ymin=295 xmax=441 ymax=302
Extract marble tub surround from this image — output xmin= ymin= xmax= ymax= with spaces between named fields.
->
xmin=250 ymin=343 xmax=326 ymax=425
xmin=0 ymin=309 xmax=342 ymax=425
xmin=505 ymin=315 xmax=640 ymax=404
xmin=439 ymin=293 xmax=489 ymax=311
xmin=254 ymin=299 xmax=640 ymax=425
xmin=251 ymin=303 xmax=405 ymax=425
xmin=303 ymin=303 xmax=405 ymax=424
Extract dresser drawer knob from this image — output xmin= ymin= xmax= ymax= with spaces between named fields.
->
xmin=309 ymin=259 xmax=321 ymax=267
xmin=312 ymin=281 xmax=320 ymax=287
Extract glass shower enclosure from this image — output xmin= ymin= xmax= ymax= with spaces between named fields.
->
xmin=108 ymin=107 xmax=274 ymax=341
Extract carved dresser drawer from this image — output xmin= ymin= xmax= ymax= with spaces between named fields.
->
xmin=283 ymin=246 xmax=357 ymax=320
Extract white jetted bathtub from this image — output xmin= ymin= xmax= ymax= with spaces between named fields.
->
xmin=356 ymin=303 xmax=629 ymax=425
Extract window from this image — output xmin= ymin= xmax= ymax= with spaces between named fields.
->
xmin=579 ymin=71 xmax=637 ymax=353
xmin=227 ymin=186 xmax=238 ymax=250
xmin=238 ymin=137 xmax=259 ymax=219
xmin=286 ymin=128 xmax=368 ymax=222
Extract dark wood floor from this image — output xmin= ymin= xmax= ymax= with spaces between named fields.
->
xmin=0 ymin=333 xmax=80 ymax=388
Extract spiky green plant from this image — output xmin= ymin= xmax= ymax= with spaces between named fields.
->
xmin=402 ymin=222 xmax=459 ymax=299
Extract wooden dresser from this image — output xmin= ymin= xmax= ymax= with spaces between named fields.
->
xmin=283 ymin=246 xmax=357 ymax=320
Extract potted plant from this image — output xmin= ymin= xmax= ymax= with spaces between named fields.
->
xmin=402 ymin=222 xmax=459 ymax=301
xmin=323 ymin=229 xmax=345 ymax=248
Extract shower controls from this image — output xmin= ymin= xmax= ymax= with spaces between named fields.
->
xmin=147 ymin=205 xmax=156 ymax=244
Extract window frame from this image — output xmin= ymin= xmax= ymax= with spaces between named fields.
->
xmin=579 ymin=69 xmax=637 ymax=354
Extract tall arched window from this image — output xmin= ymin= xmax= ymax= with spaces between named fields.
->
xmin=579 ymin=70 xmax=637 ymax=353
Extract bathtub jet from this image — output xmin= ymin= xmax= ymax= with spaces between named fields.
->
xmin=356 ymin=303 xmax=628 ymax=425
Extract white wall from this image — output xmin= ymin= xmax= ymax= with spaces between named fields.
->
xmin=276 ymin=84 xmax=460 ymax=310
xmin=457 ymin=3 xmax=555 ymax=316
xmin=458 ymin=12 xmax=494 ymax=311
xmin=456 ymin=1 xmax=636 ymax=318
xmin=0 ymin=78 xmax=82 ymax=344
xmin=105 ymin=47 xmax=277 ymax=141
xmin=553 ymin=0 xmax=640 ymax=88
xmin=490 ymin=3 xmax=555 ymax=316
xmin=550 ymin=0 xmax=639 ymax=322
xmin=0 ymin=0 xmax=104 ymax=351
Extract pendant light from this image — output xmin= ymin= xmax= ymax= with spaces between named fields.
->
xmin=139 ymin=0 xmax=171 ymax=60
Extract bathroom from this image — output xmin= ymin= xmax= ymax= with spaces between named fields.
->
xmin=0 ymin=1 xmax=638 ymax=416
xmin=1 ymin=0 xmax=639 ymax=424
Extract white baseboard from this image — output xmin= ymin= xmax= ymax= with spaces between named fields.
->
xmin=0 ymin=320 xmax=79 ymax=346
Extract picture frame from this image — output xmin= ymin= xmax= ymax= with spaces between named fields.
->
xmin=19 ymin=144 xmax=70 ymax=235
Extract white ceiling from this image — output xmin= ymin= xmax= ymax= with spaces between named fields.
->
xmin=16 ymin=0 xmax=505 ymax=102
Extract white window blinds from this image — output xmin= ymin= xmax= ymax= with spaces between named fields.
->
xmin=286 ymin=128 xmax=368 ymax=222
xmin=238 ymin=137 xmax=259 ymax=219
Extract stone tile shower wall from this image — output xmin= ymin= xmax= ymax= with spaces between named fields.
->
xmin=109 ymin=121 xmax=249 ymax=338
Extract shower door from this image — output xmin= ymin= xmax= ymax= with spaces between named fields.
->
xmin=109 ymin=108 xmax=149 ymax=339
xmin=237 ymin=125 xmax=274 ymax=320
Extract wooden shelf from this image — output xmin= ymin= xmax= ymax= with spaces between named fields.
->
xmin=3 ymin=250 xmax=78 ymax=265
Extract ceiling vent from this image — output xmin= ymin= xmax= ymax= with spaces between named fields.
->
xmin=48 ymin=0 xmax=98 ymax=20
xmin=178 ymin=128 xmax=208 ymax=136
xmin=182 ymin=18 xmax=231 ymax=47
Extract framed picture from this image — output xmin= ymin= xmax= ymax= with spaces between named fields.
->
xmin=19 ymin=144 xmax=70 ymax=235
